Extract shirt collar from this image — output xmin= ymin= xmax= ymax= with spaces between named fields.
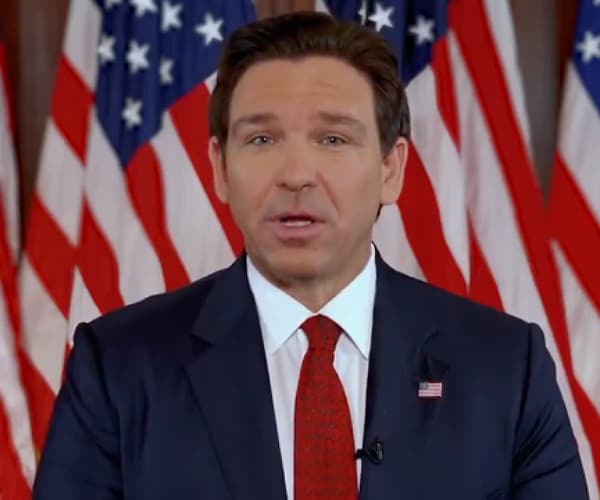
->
xmin=247 ymin=246 xmax=376 ymax=359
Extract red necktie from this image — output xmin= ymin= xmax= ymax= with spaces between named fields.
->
xmin=294 ymin=315 xmax=358 ymax=499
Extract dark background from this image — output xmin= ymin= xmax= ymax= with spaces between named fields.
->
xmin=0 ymin=0 xmax=579 ymax=227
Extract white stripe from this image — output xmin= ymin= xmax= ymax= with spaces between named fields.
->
xmin=36 ymin=120 xmax=85 ymax=246
xmin=481 ymin=0 xmax=532 ymax=153
xmin=19 ymin=257 xmax=67 ymax=395
xmin=406 ymin=67 xmax=470 ymax=283
xmin=85 ymin=117 xmax=165 ymax=304
xmin=558 ymin=64 xmax=600 ymax=222
xmin=449 ymin=33 xmax=599 ymax=497
xmin=554 ymin=242 xmax=600 ymax=413
xmin=66 ymin=268 xmax=102 ymax=345
xmin=0 ymin=74 xmax=19 ymax=260
xmin=0 ymin=293 xmax=36 ymax=485
xmin=373 ymin=204 xmax=424 ymax=281
xmin=63 ymin=0 xmax=101 ymax=90
xmin=153 ymin=112 xmax=235 ymax=280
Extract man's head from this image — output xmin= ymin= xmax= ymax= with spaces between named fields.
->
xmin=208 ymin=11 xmax=410 ymax=299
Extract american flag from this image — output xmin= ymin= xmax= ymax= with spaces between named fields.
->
xmin=318 ymin=0 xmax=600 ymax=494
xmin=550 ymin=0 xmax=600 ymax=492
xmin=0 ymin=34 xmax=35 ymax=498
xmin=18 ymin=0 xmax=254 ymax=464
xmin=13 ymin=0 xmax=600 ymax=497
xmin=418 ymin=381 xmax=443 ymax=399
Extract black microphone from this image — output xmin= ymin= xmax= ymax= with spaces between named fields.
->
xmin=355 ymin=437 xmax=384 ymax=465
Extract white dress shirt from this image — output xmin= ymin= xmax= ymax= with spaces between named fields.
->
xmin=247 ymin=248 xmax=376 ymax=499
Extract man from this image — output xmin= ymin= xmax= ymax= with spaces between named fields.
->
xmin=33 ymin=11 xmax=588 ymax=500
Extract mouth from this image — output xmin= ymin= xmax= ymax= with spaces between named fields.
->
xmin=277 ymin=214 xmax=317 ymax=227
xmin=268 ymin=212 xmax=324 ymax=242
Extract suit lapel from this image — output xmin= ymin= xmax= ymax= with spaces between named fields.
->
xmin=359 ymin=256 xmax=451 ymax=499
xmin=185 ymin=257 xmax=287 ymax=500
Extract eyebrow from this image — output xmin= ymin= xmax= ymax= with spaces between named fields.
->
xmin=230 ymin=113 xmax=279 ymax=138
xmin=312 ymin=111 xmax=367 ymax=136
xmin=229 ymin=110 xmax=368 ymax=137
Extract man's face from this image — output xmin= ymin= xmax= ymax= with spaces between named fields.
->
xmin=209 ymin=56 xmax=407 ymax=288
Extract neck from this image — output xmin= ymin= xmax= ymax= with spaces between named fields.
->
xmin=249 ymin=245 xmax=372 ymax=312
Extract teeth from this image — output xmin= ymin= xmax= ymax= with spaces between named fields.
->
xmin=282 ymin=219 xmax=312 ymax=227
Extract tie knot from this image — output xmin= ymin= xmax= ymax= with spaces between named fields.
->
xmin=301 ymin=315 xmax=342 ymax=352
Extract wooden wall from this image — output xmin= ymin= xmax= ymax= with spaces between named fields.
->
xmin=0 ymin=0 xmax=580 ymax=228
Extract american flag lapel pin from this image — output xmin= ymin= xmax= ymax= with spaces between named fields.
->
xmin=418 ymin=381 xmax=443 ymax=399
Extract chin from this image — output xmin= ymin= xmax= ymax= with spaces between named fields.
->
xmin=262 ymin=249 xmax=326 ymax=283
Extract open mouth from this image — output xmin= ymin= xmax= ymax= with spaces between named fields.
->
xmin=278 ymin=215 xmax=316 ymax=227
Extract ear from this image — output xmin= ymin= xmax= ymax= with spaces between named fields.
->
xmin=380 ymin=136 xmax=408 ymax=205
xmin=208 ymin=136 xmax=228 ymax=203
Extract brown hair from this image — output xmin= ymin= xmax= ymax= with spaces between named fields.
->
xmin=208 ymin=11 xmax=410 ymax=155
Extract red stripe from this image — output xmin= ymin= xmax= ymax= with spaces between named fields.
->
xmin=51 ymin=56 xmax=93 ymax=163
xmin=18 ymin=348 xmax=55 ymax=452
xmin=450 ymin=0 xmax=600 ymax=477
xmin=0 ymin=43 xmax=15 ymax=135
xmin=125 ymin=144 xmax=190 ymax=291
xmin=431 ymin=37 xmax=460 ymax=146
xmin=467 ymin=221 xmax=504 ymax=311
xmin=169 ymin=84 xmax=244 ymax=255
xmin=399 ymin=143 xmax=467 ymax=296
xmin=25 ymin=194 xmax=75 ymax=317
xmin=550 ymin=155 xmax=600 ymax=312
xmin=77 ymin=201 xmax=125 ymax=314
xmin=0 ymin=400 xmax=30 ymax=499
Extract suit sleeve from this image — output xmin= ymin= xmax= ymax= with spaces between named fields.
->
xmin=33 ymin=322 xmax=123 ymax=500
xmin=510 ymin=323 xmax=589 ymax=499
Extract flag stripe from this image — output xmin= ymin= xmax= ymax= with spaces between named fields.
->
xmin=550 ymin=155 xmax=600 ymax=312
xmin=0 ymin=399 xmax=30 ymax=499
xmin=25 ymin=195 xmax=76 ymax=317
xmin=51 ymin=56 xmax=94 ymax=163
xmin=78 ymin=200 xmax=125 ymax=313
xmin=126 ymin=144 xmax=191 ymax=291
xmin=431 ymin=37 xmax=460 ymax=145
xmin=169 ymin=85 xmax=244 ymax=256
xmin=35 ymin=122 xmax=85 ymax=246
xmin=450 ymin=0 xmax=600 ymax=483
xmin=373 ymin=205 xmax=425 ymax=281
xmin=398 ymin=144 xmax=466 ymax=295
xmin=467 ymin=223 xmax=504 ymax=311
xmin=558 ymin=65 xmax=600 ymax=223
xmin=151 ymin=113 xmax=235 ymax=280
xmin=85 ymin=121 xmax=166 ymax=305
xmin=407 ymin=67 xmax=469 ymax=285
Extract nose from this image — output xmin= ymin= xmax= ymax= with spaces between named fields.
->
xmin=275 ymin=140 xmax=317 ymax=192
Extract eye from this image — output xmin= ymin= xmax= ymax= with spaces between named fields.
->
xmin=321 ymin=135 xmax=347 ymax=146
xmin=248 ymin=135 xmax=274 ymax=146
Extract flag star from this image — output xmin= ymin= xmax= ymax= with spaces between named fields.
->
xmin=358 ymin=0 xmax=368 ymax=25
xmin=122 ymin=97 xmax=143 ymax=129
xmin=126 ymin=40 xmax=150 ymax=74
xmin=130 ymin=0 xmax=157 ymax=17
xmin=409 ymin=15 xmax=435 ymax=45
xmin=105 ymin=0 xmax=122 ymax=9
xmin=162 ymin=1 xmax=182 ymax=32
xmin=595 ymin=0 xmax=600 ymax=6
xmin=577 ymin=31 xmax=600 ymax=63
xmin=368 ymin=2 xmax=394 ymax=32
xmin=195 ymin=13 xmax=224 ymax=46
xmin=97 ymin=34 xmax=116 ymax=65
xmin=160 ymin=57 xmax=174 ymax=85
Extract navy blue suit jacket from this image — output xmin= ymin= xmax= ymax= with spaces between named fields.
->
xmin=33 ymin=254 xmax=588 ymax=499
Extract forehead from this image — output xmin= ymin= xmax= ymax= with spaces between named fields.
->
xmin=228 ymin=56 xmax=376 ymax=122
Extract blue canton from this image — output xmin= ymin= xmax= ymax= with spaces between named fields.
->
xmin=572 ymin=0 xmax=600 ymax=114
xmin=325 ymin=0 xmax=450 ymax=84
xmin=94 ymin=0 xmax=256 ymax=166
